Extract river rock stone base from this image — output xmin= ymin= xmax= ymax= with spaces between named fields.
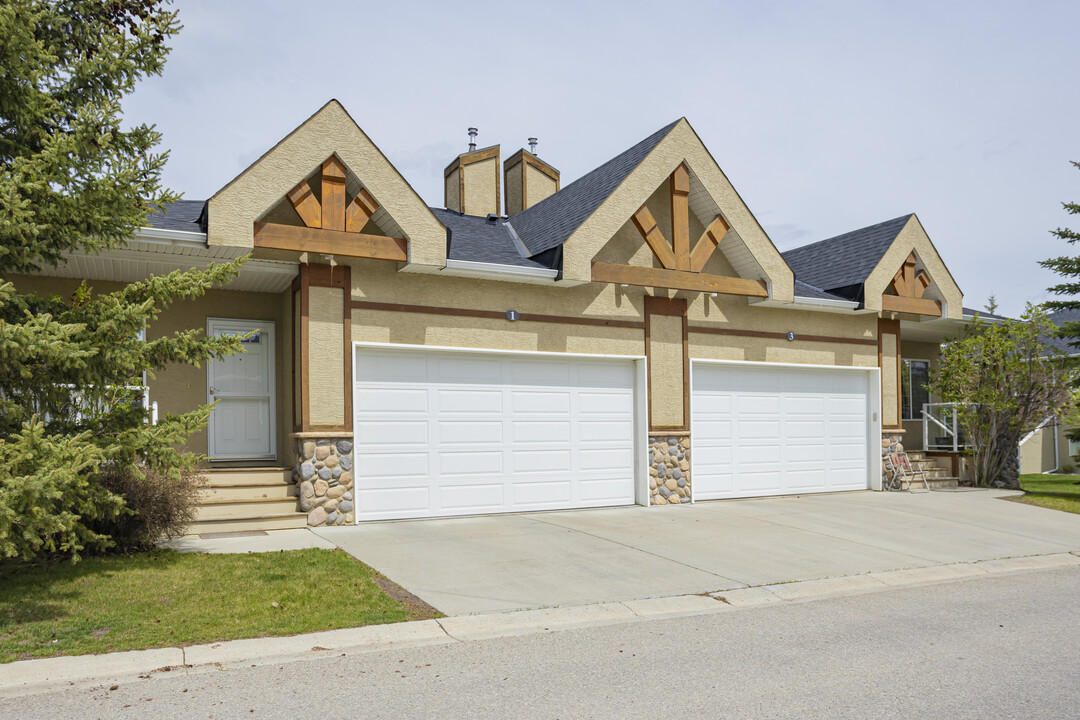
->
xmin=881 ymin=431 xmax=904 ymax=488
xmin=650 ymin=435 xmax=690 ymax=505
xmin=293 ymin=437 xmax=354 ymax=526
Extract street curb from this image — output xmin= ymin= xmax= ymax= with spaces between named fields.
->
xmin=3 ymin=551 xmax=1078 ymax=697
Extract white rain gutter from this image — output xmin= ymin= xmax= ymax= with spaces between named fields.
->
xmin=441 ymin=258 xmax=558 ymax=282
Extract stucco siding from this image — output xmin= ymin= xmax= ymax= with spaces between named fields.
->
xmin=649 ymin=313 xmax=684 ymax=427
xmin=462 ymin=157 xmax=498 ymax=217
xmin=308 ymin=286 xmax=345 ymax=427
xmin=525 ymin=163 xmax=557 ymax=208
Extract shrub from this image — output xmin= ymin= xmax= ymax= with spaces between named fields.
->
xmin=0 ymin=419 xmax=123 ymax=560
xmin=89 ymin=465 xmax=207 ymax=550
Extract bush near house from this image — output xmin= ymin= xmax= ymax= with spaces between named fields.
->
xmin=928 ymin=306 xmax=1078 ymax=489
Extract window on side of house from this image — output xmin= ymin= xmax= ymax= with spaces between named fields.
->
xmin=901 ymin=359 xmax=930 ymax=421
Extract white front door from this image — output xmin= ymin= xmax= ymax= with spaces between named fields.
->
xmin=207 ymin=319 xmax=276 ymax=461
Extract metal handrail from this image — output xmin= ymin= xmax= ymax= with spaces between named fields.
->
xmin=921 ymin=402 xmax=972 ymax=452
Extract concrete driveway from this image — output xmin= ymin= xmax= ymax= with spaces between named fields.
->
xmin=313 ymin=489 xmax=1080 ymax=615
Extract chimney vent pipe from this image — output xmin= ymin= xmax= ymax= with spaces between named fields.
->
xmin=467 ymin=127 xmax=478 ymax=152
xmin=528 ymin=137 xmax=538 ymax=155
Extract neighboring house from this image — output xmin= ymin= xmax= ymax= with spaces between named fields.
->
xmin=9 ymin=100 xmax=987 ymax=530
xmin=1020 ymin=308 xmax=1080 ymax=474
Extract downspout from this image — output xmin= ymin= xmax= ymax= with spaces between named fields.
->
xmin=1049 ymin=417 xmax=1060 ymax=474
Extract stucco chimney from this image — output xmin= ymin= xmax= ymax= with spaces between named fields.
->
xmin=444 ymin=129 xmax=500 ymax=217
xmin=503 ymin=147 xmax=560 ymax=217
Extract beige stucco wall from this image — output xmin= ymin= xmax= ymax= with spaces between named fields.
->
xmin=881 ymin=333 xmax=899 ymax=428
xmin=462 ymin=156 xmax=499 ymax=217
xmin=445 ymin=168 xmax=461 ymax=214
xmin=864 ymin=215 xmax=964 ymax=319
xmin=561 ymin=119 xmax=794 ymax=302
xmin=649 ymin=313 xmax=684 ymax=427
xmin=7 ymin=274 xmax=291 ymax=464
xmin=525 ymin=163 xmax=558 ymax=209
xmin=505 ymin=161 xmax=523 ymax=216
xmin=308 ymin=286 xmax=345 ymax=427
xmin=207 ymin=100 xmax=447 ymax=267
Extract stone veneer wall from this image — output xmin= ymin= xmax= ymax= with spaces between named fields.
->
xmin=294 ymin=437 xmax=354 ymax=526
xmin=649 ymin=435 xmax=691 ymax=505
xmin=881 ymin=431 xmax=904 ymax=488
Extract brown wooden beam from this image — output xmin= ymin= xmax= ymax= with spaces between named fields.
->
xmin=321 ymin=158 xmax=347 ymax=231
xmin=671 ymin=164 xmax=691 ymax=270
xmin=254 ymin=222 xmax=407 ymax=262
xmin=689 ymin=215 xmax=730 ymax=273
xmin=915 ymin=270 xmax=931 ymax=299
xmin=881 ymin=294 xmax=942 ymax=316
xmin=592 ymin=261 xmax=768 ymax=298
xmin=287 ymin=180 xmax=321 ymax=228
xmin=346 ymin=188 xmax=379 ymax=233
xmin=631 ymin=206 xmax=677 ymax=270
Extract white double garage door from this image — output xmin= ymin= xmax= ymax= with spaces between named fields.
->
xmin=352 ymin=345 xmax=877 ymax=521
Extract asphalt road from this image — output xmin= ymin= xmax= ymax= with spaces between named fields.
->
xmin=5 ymin=567 xmax=1080 ymax=719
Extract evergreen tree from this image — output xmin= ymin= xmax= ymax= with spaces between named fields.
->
xmin=1041 ymin=160 xmax=1080 ymax=342
xmin=0 ymin=1 xmax=243 ymax=559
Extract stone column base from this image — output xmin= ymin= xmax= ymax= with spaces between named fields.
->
xmin=881 ymin=429 xmax=905 ymax=489
xmin=649 ymin=435 xmax=691 ymax=505
xmin=294 ymin=436 xmax=354 ymax=526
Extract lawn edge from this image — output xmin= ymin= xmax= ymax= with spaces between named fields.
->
xmin=3 ymin=551 xmax=1079 ymax=699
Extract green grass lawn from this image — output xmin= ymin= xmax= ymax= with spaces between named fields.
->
xmin=1017 ymin=474 xmax=1080 ymax=515
xmin=0 ymin=548 xmax=438 ymax=664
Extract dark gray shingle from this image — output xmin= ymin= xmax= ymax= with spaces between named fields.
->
xmin=510 ymin=120 xmax=681 ymax=256
xmin=146 ymin=200 xmax=207 ymax=232
xmin=781 ymin=215 xmax=913 ymax=294
xmin=432 ymin=208 xmax=551 ymax=270
xmin=793 ymin=280 xmax=853 ymax=302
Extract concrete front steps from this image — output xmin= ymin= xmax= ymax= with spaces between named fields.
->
xmin=192 ymin=468 xmax=306 ymax=534
xmin=906 ymin=451 xmax=959 ymax=489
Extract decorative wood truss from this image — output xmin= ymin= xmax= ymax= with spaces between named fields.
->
xmin=881 ymin=251 xmax=941 ymax=316
xmin=591 ymin=164 xmax=768 ymax=298
xmin=254 ymin=156 xmax=408 ymax=262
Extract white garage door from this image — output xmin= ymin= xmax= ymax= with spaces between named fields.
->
xmin=692 ymin=363 xmax=871 ymax=500
xmin=352 ymin=347 xmax=638 ymax=521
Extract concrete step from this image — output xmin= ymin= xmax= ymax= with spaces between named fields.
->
xmin=196 ymin=498 xmax=299 ymax=520
xmin=202 ymin=468 xmax=292 ymax=487
xmin=202 ymin=484 xmax=299 ymax=502
xmin=189 ymin=514 xmax=308 ymax=534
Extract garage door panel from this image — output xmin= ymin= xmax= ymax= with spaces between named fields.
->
xmin=356 ymin=387 xmax=428 ymax=413
xmin=355 ymin=353 xmax=428 ymax=381
xmin=439 ymin=356 xmax=502 ymax=381
xmin=511 ymin=390 xmax=571 ymax=414
xmin=579 ymin=477 xmax=634 ymax=502
xmin=358 ymin=451 xmax=430 ymax=477
xmin=509 ymin=360 xmax=570 ymax=385
xmin=512 ymin=448 xmax=572 ymax=473
xmin=439 ymin=451 xmax=503 ymax=476
xmin=356 ymin=486 xmax=430 ymax=516
xmin=438 ymin=420 xmax=503 ymax=444
xmin=439 ymin=483 xmax=504 ymax=510
xmin=579 ymin=420 xmax=633 ymax=443
xmin=693 ymin=363 xmax=869 ymax=500
xmin=579 ymin=391 xmax=634 ymax=415
xmin=355 ymin=420 xmax=428 ymax=445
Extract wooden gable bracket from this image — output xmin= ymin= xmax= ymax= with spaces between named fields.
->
xmin=254 ymin=156 xmax=408 ymax=262
xmin=591 ymin=163 xmax=767 ymax=298
xmin=881 ymin=251 xmax=941 ymax=316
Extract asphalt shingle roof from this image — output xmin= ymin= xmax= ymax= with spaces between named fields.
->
xmin=510 ymin=120 xmax=681 ymax=256
xmin=793 ymin=280 xmax=852 ymax=303
xmin=146 ymin=200 xmax=207 ymax=232
xmin=781 ymin=214 xmax=913 ymax=294
xmin=431 ymin=208 xmax=551 ymax=270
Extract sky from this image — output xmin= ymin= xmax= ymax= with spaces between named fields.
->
xmin=125 ymin=0 xmax=1080 ymax=317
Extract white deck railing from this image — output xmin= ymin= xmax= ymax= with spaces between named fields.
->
xmin=921 ymin=402 xmax=973 ymax=452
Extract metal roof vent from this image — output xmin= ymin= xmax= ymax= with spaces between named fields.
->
xmin=528 ymin=137 xmax=538 ymax=155
xmin=486 ymin=213 xmax=499 ymax=223
xmin=467 ymin=127 xmax=478 ymax=152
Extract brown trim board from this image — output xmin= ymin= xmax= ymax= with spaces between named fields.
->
xmin=878 ymin=317 xmax=902 ymax=429
xmin=350 ymin=300 xmax=645 ymax=330
xmin=644 ymin=296 xmax=690 ymax=434
xmin=689 ymin=326 xmax=878 ymax=346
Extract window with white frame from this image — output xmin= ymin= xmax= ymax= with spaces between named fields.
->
xmin=901 ymin=359 xmax=930 ymax=421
